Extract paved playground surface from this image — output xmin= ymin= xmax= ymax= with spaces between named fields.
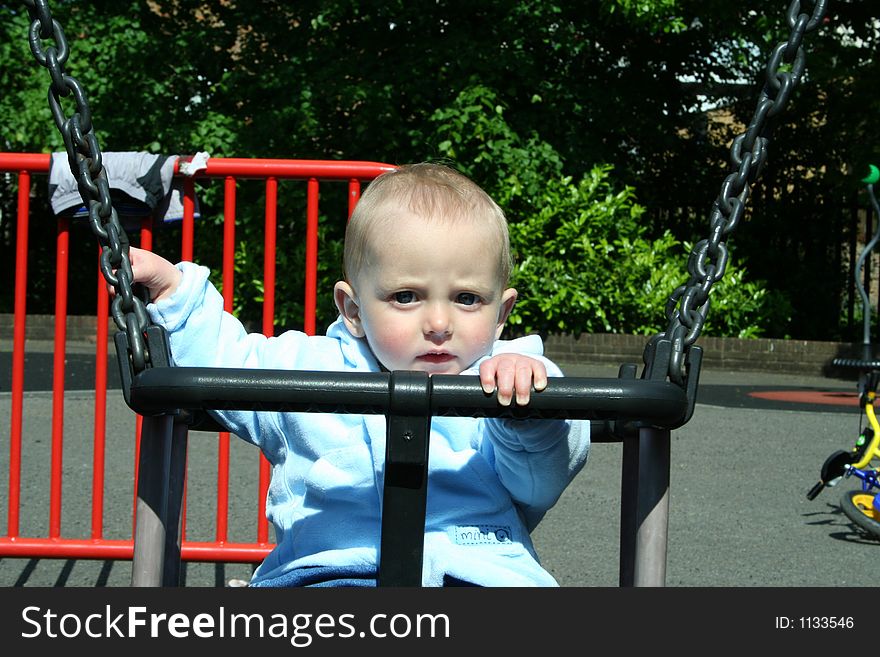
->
xmin=0 ymin=351 xmax=877 ymax=587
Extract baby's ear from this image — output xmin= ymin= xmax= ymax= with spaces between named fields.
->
xmin=334 ymin=281 xmax=365 ymax=337
xmin=495 ymin=288 xmax=518 ymax=339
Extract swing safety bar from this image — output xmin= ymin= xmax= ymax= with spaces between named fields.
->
xmin=121 ymin=324 xmax=699 ymax=587
xmin=127 ymin=367 xmax=690 ymax=424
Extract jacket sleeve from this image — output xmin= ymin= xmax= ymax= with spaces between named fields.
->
xmin=144 ymin=261 xmax=332 ymax=448
xmin=147 ymin=261 xmax=303 ymax=370
xmin=480 ymin=417 xmax=589 ymax=531
xmin=466 ymin=337 xmax=591 ymax=531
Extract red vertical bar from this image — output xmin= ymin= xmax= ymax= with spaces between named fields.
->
xmin=140 ymin=216 xmax=154 ymax=252
xmin=304 ymin=178 xmax=319 ymax=336
xmin=92 ymin=251 xmax=108 ymax=540
xmin=179 ymin=195 xmax=193 ymax=541
xmin=8 ymin=171 xmax=31 ymax=538
xmin=258 ymin=177 xmax=278 ymax=544
xmin=222 ymin=177 xmax=237 ymax=311
xmin=182 ymin=178 xmax=195 ymax=261
xmin=216 ymin=176 xmax=237 ymax=543
xmin=348 ymin=179 xmax=361 ymax=219
xmin=131 ymin=219 xmax=153 ymax=534
xmin=49 ymin=216 xmax=70 ymax=539
xmin=262 ymin=177 xmax=277 ymax=337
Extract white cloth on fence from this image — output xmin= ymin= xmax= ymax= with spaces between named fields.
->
xmin=178 ymin=151 xmax=209 ymax=177
xmin=48 ymin=151 xmax=203 ymax=224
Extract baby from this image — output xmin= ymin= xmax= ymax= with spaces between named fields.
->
xmin=128 ymin=162 xmax=589 ymax=586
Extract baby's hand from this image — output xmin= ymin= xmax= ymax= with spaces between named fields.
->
xmin=115 ymin=246 xmax=182 ymax=303
xmin=479 ymin=353 xmax=548 ymax=406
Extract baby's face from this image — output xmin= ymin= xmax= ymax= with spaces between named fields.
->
xmin=342 ymin=212 xmax=516 ymax=374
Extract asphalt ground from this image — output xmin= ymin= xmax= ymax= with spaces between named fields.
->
xmin=0 ymin=345 xmax=877 ymax=588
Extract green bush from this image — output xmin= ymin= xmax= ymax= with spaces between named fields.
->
xmin=507 ymin=167 xmax=792 ymax=338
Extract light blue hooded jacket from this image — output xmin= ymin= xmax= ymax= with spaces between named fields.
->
xmin=147 ymin=262 xmax=590 ymax=586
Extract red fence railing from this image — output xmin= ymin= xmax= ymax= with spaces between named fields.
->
xmin=0 ymin=152 xmax=395 ymax=564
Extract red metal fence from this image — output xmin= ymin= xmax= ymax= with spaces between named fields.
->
xmin=0 ymin=152 xmax=395 ymax=565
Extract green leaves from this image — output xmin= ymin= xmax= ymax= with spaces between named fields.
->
xmin=2 ymin=0 xmax=861 ymax=340
xmin=604 ymin=0 xmax=687 ymax=33
xmin=507 ymin=172 xmax=787 ymax=338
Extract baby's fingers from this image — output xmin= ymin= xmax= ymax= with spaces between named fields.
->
xmin=479 ymin=356 xmax=548 ymax=406
xmin=511 ymin=363 xmax=536 ymax=405
xmin=479 ymin=363 xmax=499 ymax=396
xmin=479 ymin=359 xmax=515 ymax=406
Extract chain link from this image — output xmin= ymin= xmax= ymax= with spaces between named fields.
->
xmin=659 ymin=0 xmax=828 ymax=384
xmin=23 ymin=0 xmax=151 ymax=373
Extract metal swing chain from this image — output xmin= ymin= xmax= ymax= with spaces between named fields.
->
xmin=23 ymin=0 xmax=152 ymax=374
xmin=659 ymin=0 xmax=828 ymax=385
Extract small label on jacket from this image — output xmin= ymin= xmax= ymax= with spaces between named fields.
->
xmin=451 ymin=525 xmax=513 ymax=546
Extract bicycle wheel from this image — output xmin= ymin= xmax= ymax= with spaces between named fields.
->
xmin=840 ymin=489 xmax=880 ymax=539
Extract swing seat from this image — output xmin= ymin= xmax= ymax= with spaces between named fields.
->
xmin=120 ymin=325 xmax=700 ymax=587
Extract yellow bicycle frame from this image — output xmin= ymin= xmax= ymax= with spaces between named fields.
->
xmin=857 ymin=391 xmax=880 ymax=469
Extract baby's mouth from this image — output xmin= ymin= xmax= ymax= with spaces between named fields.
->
xmin=417 ymin=352 xmax=455 ymax=364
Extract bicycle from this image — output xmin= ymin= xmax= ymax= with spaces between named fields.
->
xmin=807 ymin=371 xmax=880 ymax=538
xmin=807 ymin=164 xmax=880 ymax=539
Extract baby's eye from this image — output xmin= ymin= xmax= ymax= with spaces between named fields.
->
xmin=456 ymin=292 xmax=479 ymax=306
xmin=394 ymin=291 xmax=416 ymax=304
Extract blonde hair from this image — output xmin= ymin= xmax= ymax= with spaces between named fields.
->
xmin=343 ymin=162 xmax=512 ymax=286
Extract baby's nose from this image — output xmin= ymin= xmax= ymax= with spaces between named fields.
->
xmin=424 ymin=305 xmax=452 ymax=338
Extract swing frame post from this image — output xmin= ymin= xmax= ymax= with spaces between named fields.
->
xmin=117 ymin=324 xmax=188 ymax=587
xmin=130 ymin=414 xmax=188 ymax=586
xmin=616 ymin=338 xmax=701 ymax=586
xmin=618 ymin=428 xmax=671 ymax=587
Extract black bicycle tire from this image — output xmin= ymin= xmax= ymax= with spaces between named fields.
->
xmin=840 ymin=489 xmax=880 ymax=539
